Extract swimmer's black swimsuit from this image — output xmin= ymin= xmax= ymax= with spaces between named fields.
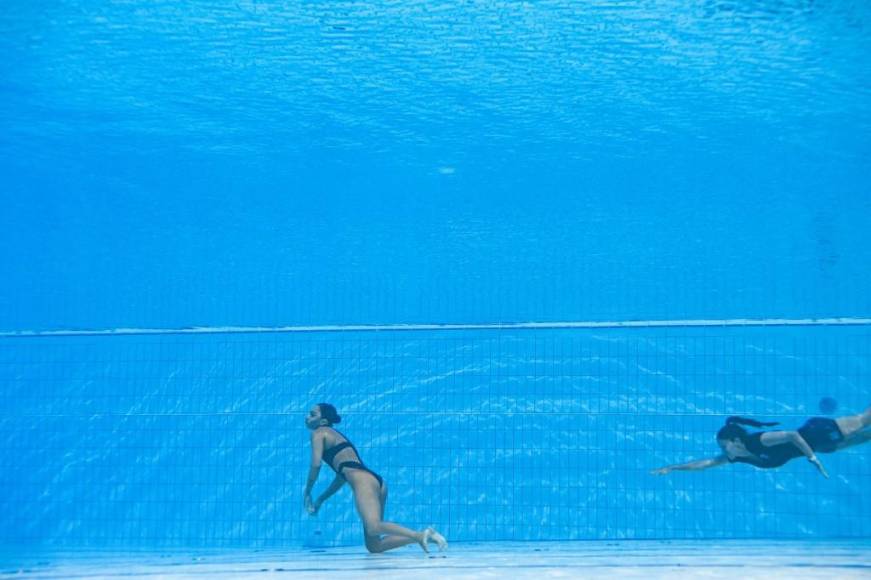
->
xmin=322 ymin=431 xmax=384 ymax=487
xmin=729 ymin=417 xmax=845 ymax=469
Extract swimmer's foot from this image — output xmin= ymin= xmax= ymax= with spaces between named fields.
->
xmin=423 ymin=527 xmax=447 ymax=552
xmin=418 ymin=529 xmax=430 ymax=553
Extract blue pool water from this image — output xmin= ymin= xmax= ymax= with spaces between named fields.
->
xmin=0 ymin=0 xmax=869 ymax=570
xmin=1 ymin=1 xmax=870 ymax=330
xmin=2 ymin=326 xmax=869 ymax=548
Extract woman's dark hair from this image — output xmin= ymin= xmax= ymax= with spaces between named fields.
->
xmin=317 ymin=403 xmax=341 ymax=425
xmin=716 ymin=416 xmax=779 ymax=441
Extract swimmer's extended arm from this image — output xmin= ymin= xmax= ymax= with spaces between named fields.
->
xmin=760 ymin=430 xmax=829 ymax=478
xmin=312 ymin=474 xmax=346 ymax=513
xmin=304 ymin=430 xmax=325 ymax=511
xmin=650 ymin=455 xmax=728 ymax=475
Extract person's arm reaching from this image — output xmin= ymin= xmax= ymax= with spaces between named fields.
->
xmin=309 ymin=474 xmax=346 ymax=515
xmin=760 ymin=430 xmax=829 ymax=478
xmin=304 ymin=430 xmax=325 ymax=511
xmin=651 ymin=455 xmax=728 ymax=475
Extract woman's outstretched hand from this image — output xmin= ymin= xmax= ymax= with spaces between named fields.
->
xmin=808 ymin=455 xmax=829 ymax=479
xmin=306 ymin=496 xmax=323 ymax=516
xmin=650 ymin=467 xmax=671 ymax=476
xmin=304 ymin=494 xmax=318 ymax=515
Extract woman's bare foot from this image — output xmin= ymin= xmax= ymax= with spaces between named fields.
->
xmin=422 ymin=527 xmax=447 ymax=552
xmin=417 ymin=529 xmax=430 ymax=553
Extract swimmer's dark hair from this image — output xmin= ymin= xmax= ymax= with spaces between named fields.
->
xmin=717 ymin=416 xmax=779 ymax=441
xmin=317 ymin=403 xmax=341 ymax=425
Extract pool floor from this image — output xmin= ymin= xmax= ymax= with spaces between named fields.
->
xmin=4 ymin=540 xmax=870 ymax=579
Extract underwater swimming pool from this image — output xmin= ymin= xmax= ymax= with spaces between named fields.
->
xmin=1 ymin=0 xmax=870 ymax=576
xmin=2 ymin=324 xmax=869 ymax=548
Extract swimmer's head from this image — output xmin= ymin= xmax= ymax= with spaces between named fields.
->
xmin=716 ymin=416 xmax=779 ymax=456
xmin=306 ymin=403 xmax=342 ymax=429
xmin=318 ymin=403 xmax=341 ymax=425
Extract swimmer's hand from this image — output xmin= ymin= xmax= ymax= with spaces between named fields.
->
xmin=808 ymin=455 xmax=829 ymax=479
xmin=650 ymin=467 xmax=671 ymax=476
xmin=304 ymin=494 xmax=318 ymax=515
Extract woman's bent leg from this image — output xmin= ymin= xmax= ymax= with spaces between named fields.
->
xmin=835 ymin=429 xmax=871 ymax=451
xmin=353 ymin=478 xmax=425 ymax=553
xmin=835 ymin=404 xmax=871 ymax=439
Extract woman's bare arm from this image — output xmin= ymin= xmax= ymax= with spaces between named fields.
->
xmin=759 ymin=430 xmax=829 ymax=478
xmin=304 ymin=430 xmax=326 ymax=499
xmin=312 ymin=474 xmax=346 ymax=513
xmin=651 ymin=455 xmax=728 ymax=475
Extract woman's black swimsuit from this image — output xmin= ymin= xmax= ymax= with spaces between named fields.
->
xmin=322 ymin=432 xmax=384 ymax=488
xmin=729 ymin=417 xmax=845 ymax=469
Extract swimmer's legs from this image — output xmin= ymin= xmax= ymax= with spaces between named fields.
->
xmin=834 ymin=404 xmax=871 ymax=439
xmin=354 ymin=479 xmax=428 ymax=553
xmin=835 ymin=429 xmax=871 ymax=451
xmin=365 ymin=532 xmax=420 ymax=553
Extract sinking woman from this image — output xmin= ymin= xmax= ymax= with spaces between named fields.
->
xmin=651 ymin=405 xmax=871 ymax=477
xmin=303 ymin=403 xmax=447 ymax=553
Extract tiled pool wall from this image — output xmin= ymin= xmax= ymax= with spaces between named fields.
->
xmin=1 ymin=326 xmax=869 ymax=547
